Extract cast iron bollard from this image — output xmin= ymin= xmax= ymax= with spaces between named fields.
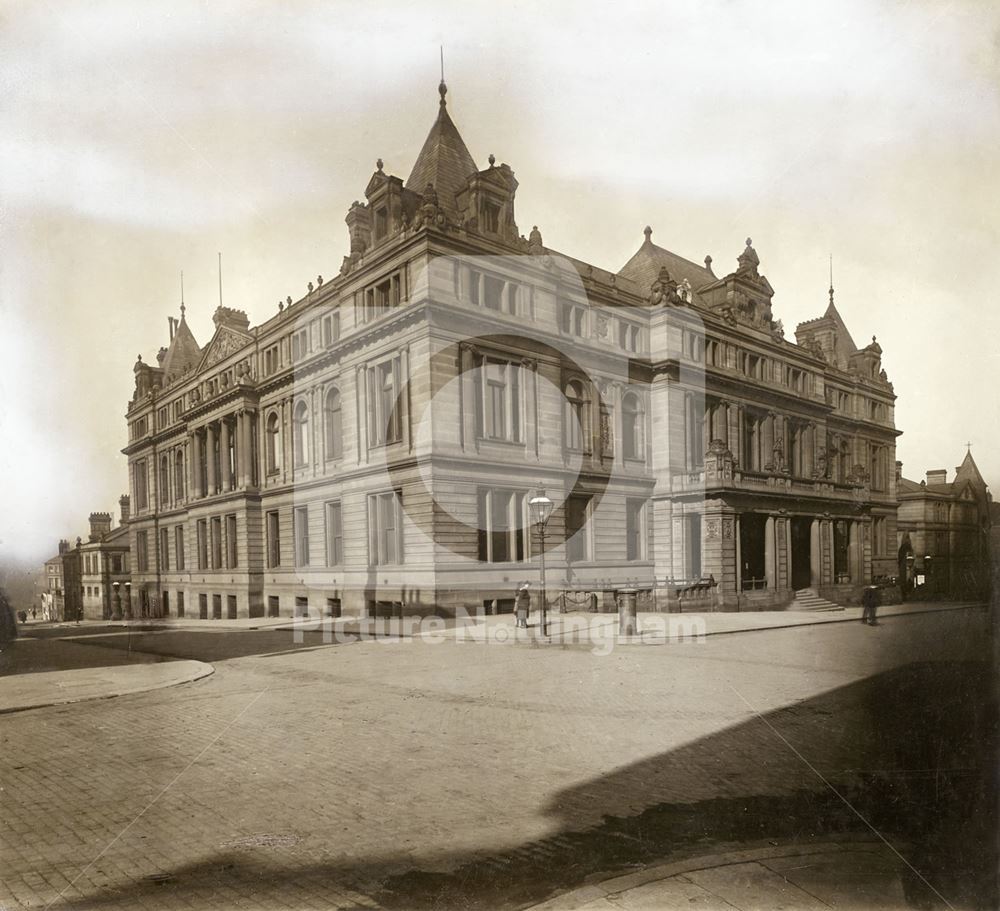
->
xmin=617 ymin=589 xmax=638 ymax=636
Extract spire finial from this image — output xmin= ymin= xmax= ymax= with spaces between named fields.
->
xmin=180 ymin=270 xmax=185 ymax=319
xmin=966 ymin=441 xmax=972 ymax=453
xmin=829 ymin=254 xmax=834 ymax=307
xmin=439 ymin=46 xmax=447 ymax=106
xmin=643 ymin=225 xmax=652 ymax=242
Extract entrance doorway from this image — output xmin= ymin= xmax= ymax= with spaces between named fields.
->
xmin=739 ymin=513 xmax=766 ymax=589
xmin=790 ymin=518 xmax=812 ymax=590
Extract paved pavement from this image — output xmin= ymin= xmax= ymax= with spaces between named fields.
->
xmin=0 ymin=604 xmax=992 ymax=910
xmin=0 ymin=661 xmax=213 ymax=714
xmin=529 ymin=840 xmax=921 ymax=910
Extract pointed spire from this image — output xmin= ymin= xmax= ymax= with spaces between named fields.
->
xmin=828 ymin=254 xmax=834 ymax=309
xmin=439 ymin=46 xmax=446 ymax=107
xmin=406 ymin=71 xmax=477 ymax=213
xmin=180 ymin=270 xmax=186 ymax=320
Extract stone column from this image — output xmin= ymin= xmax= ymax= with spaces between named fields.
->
xmin=235 ymin=412 xmax=246 ymax=488
xmin=205 ymin=423 xmax=217 ymax=495
xmin=220 ymin=418 xmax=232 ymax=491
xmin=192 ymin=432 xmax=203 ymax=499
xmin=810 ymin=518 xmax=821 ymax=587
xmin=764 ymin=516 xmax=776 ymax=590
xmin=734 ymin=514 xmax=742 ymax=594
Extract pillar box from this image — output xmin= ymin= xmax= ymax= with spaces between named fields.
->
xmin=617 ymin=589 xmax=638 ymax=636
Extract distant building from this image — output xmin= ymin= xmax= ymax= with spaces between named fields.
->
xmin=79 ymin=498 xmax=132 ymax=620
xmin=42 ymin=497 xmax=131 ymax=621
xmin=897 ymin=450 xmax=993 ymax=599
xmin=122 ymin=81 xmax=898 ymax=617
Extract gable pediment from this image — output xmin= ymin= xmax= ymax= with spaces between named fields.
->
xmin=199 ymin=325 xmax=252 ymax=370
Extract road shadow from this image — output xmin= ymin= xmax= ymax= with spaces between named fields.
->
xmin=45 ymin=656 xmax=997 ymax=911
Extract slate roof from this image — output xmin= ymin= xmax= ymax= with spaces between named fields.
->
xmin=954 ymin=450 xmax=986 ymax=488
xmin=405 ymin=83 xmax=478 ymax=214
xmin=161 ymin=315 xmax=202 ymax=384
xmin=617 ymin=228 xmax=716 ymax=302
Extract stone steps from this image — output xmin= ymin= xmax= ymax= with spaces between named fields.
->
xmin=793 ymin=589 xmax=845 ymax=612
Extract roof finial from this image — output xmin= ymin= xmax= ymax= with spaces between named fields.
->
xmin=643 ymin=225 xmax=652 ymax=242
xmin=829 ymin=253 xmax=834 ymax=307
xmin=967 ymin=441 xmax=972 ymax=453
xmin=439 ymin=46 xmax=447 ymax=106
xmin=180 ymin=270 xmax=185 ymax=319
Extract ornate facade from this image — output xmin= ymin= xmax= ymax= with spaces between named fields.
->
xmin=123 ymin=82 xmax=898 ymax=617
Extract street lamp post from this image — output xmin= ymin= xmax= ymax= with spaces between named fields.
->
xmin=528 ymin=487 xmax=554 ymax=637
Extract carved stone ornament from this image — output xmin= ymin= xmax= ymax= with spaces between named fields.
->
xmin=595 ymin=314 xmax=609 ymax=338
xmin=649 ymin=266 xmax=683 ymax=307
xmin=204 ymin=329 xmax=247 ymax=367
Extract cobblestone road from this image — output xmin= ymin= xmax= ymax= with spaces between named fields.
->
xmin=0 ymin=608 xmax=990 ymax=910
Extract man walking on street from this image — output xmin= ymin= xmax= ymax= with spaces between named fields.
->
xmin=862 ymin=584 xmax=879 ymax=625
xmin=515 ymin=581 xmax=530 ymax=629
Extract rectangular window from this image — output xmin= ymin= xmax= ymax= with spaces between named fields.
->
xmin=112 ymin=553 xmax=124 ymax=573
xmin=263 ymin=344 xmax=280 ymax=377
xmin=291 ymin=328 xmax=309 ymax=361
xmin=134 ymin=460 xmax=148 ymax=510
xmin=322 ymin=310 xmax=341 ymax=346
xmin=160 ymin=527 xmax=170 ymax=572
xmin=268 ymin=595 xmax=280 ymax=617
xmin=212 ymin=594 xmax=222 ymax=619
xmin=325 ymin=501 xmax=344 ymax=566
xmin=476 ymin=356 xmax=521 ymax=443
xmin=177 ymin=591 xmax=185 ymax=618
xmin=211 ymin=516 xmax=222 ymax=569
xmin=227 ymin=594 xmax=237 ymax=619
xmin=873 ymin=517 xmax=886 ymax=556
xmin=367 ymin=358 xmax=402 ymax=446
xmin=626 ymin=498 xmax=645 ymax=561
xmin=136 ymin=530 xmax=149 ymax=572
xmin=476 ymin=489 xmax=527 ymax=563
xmin=368 ymin=491 xmax=403 ymax=565
xmin=565 ymin=495 xmax=591 ymax=563
xmin=199 ymin=593 xmax=208 ymax=619
xmin=175 ymin=526 xmax=185 ymax=571
xmin=197 ymin=519 xmax=208 ymax=570
xmin=484 ymin=274 xmax=505 ymax=310
xmin=226 ymin=514 xmax=237 ymax=568
xmin=266 ymin=510 xmax=281 ymax=568
xmin=294 ymin=506 xmax=310 ymax=566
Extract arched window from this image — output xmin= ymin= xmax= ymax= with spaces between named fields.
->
xmin=622 ymin=391 xmax=643 ymax=460
xmin=293 ymin=400 xmax=309 ymax=467
xmin=324 ymin=387 xmax=342 ymax=459
xmin=265 ymin=411 xmax=280 ymax=474
xmin=174 ymin=449 xmax=185 ymax=501
xmin=564 ymin=380 xmax=589 ymax=451
xmin=159 ymin=455 xmax=170 ymax=506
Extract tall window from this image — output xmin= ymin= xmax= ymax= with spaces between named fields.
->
xmin=368 ymin=359 xmax=401 ymax=446
xmin=688 ymin=514 xmax=702 ymax=578
xmin=197 ymin=519 xmax=208 ymax=570
xmin=136 ymin=530 xmax=148 ymax=572
xmin=266 ymin=510 xmax=280 ymax=568
xmin=226 ymin=514 xmax=237 ymax=568
xmin=159 ymin=455 xmax=170 ymax=506
xmin=159 ymin=527 xmax=169 ymax=571
xmin=175 ymin=525 xmax=185 ymax=571
xmin=622 ymin=392 xmax=643 ymax=460
xmin=873 ymin=517 xmax=886 ymax=556
xmin=211 ymin=516 xmax=222 ymax=569
xmin=684 ymin=394 xmax=704 ymax=469
xmin=564 ymin=380 xmax=589 ymax=452
xmin=325 ymin=501 xmax=343 ymax=566
xmin=294 ymin=506 xmax=310 ymax=566
xmin=293 ymin=400 xmax=309 ymax=467
xmin=476 ymin=357 xmax=521 ymax=443
xmin=324 ymin=387 xmax=343 ymax=459
xmin=626 ymin=498 xmax=645 ymax=561
xmin=477 ymin=489 xmax=527 ymax=563
xmin=742 ymin=412 xmax=762 ymax=471
xmin=265 ymin=411 xmax=280 ymax=474
xmin=135 ymin=459 xmax=148 ymax=510
xmin=368 ymin=491 xmax=403 ymax=565
xmin=174 ymin=450 xmax=185 ymax=501
xmin=322 ymin=310 xmax=341 ymax=346
xmin=565 ymin=495 xmax=591 ymax=563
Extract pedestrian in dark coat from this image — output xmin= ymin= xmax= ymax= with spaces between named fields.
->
xmin=0 ymin=591 xmax=18 ymax=645
xmin=861 ymin=585 xmax=879 ymax=625
xmin=515 ymin=581 xmax=530 ymax=629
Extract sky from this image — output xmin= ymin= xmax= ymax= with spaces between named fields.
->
xmin=2 ymin=0 xmax=999 ymax=565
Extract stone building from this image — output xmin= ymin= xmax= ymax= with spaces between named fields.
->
xmin=78 ymin=497 xmax=133 ymax=620
xmin=897 ymin=451 xmax=992 ymax=599
xmin=42 ymin=539 xmax=81 ymax=622
xmin=123 ymin=82 xmax=897 ymax=617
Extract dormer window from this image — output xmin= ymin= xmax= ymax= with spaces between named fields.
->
xmin=374 ymin=206 xmax=389 ymax=241
xmin=482 ymin=200 xmax=501 ymax=233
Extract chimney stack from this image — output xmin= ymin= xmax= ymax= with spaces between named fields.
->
xmin=895 ymin=460 xmax=903 ymax=482
xmin=926 ymin=469 xmax=947 ymax=486
xmin=168 ymin=316 xmax=176 ymax=341
xmin=58 ymin=539 xmax=69 ymax=555
xmin=119 ymin=494 xmax=131 ymax=524
xmin=88 ymin=512 xmax=112 ymax=542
